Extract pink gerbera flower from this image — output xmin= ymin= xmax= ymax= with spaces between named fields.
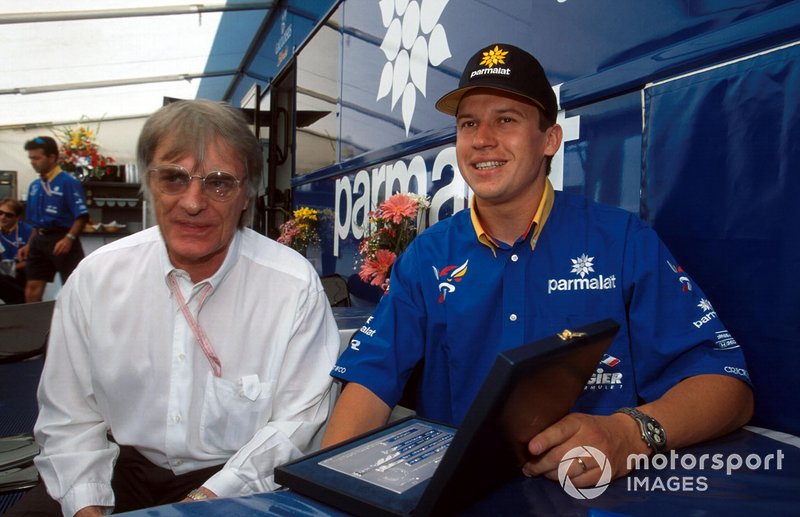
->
xmin=379 ymin=193 xmax=418 ymax=224
xmin=358 ymin=249 xmax=397 ymax=286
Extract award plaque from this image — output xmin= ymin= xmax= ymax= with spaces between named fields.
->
xmin=276 ymin=319 xmax=619 ymax=516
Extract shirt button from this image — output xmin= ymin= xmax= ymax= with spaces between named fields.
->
xmin=174 ymin=415 xmax=182 ymax=423
xmin=511 ymin=254 xmax=519 ymax=262
xmin=175 ymin=459 xmax=183 ymax=466
xmin=509 ymin=314 xmax=518 ymax=322
xmin=178 ymin=353 xmax=186 ymax=361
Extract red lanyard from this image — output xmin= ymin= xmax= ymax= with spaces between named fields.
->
xmin=40 ymin=178 xmax=53 ymax=196
xmin=167 ymin=273 xmax=222 ymax=377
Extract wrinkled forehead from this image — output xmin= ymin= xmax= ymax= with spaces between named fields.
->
xmin=152 ymin=134 xmax=242 ymax=173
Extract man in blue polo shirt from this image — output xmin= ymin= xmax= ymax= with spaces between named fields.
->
xmin=19 ymin=136 xmax=88 ymax=302
xmin=0 ymin=198 xmax=34 ymax=304
xmin=322 ymin=44 xmax=753 ymax=486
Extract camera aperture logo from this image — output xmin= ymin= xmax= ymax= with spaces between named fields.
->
xmin=558 ymin=446 xmax=613 ymax=499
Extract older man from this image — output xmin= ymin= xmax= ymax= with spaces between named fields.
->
xmin=9 ymin=100 xmax=339 ymax=516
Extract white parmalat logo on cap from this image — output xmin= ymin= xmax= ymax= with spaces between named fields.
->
xmin=470 ymin=67 xmax=510 ymax=78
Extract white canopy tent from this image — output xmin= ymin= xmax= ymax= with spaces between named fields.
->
xmin=0 ymin=1 xmax=272 ymax=195
xmin=0 ymin=1 xmax=272 ymax=128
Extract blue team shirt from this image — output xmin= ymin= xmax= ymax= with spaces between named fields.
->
xmin=332 ymin=189 xmax=750 ymax=426
xmin=1 ymin=221 xmax=33 ymax=261
xmin=26 ymin=169 xmax=88 ymax=229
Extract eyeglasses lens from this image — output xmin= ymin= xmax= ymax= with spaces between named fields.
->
xmin=203 ymin=172 xmax=240 ymax=199
xmin=152 ymin=166 xmax=240 ymax=201
xmin=0 ymin=210 xmax=16 ymax=218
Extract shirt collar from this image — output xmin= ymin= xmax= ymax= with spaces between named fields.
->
xmin=45 ymin=166 xmax=62 ymax=182
xmin=471 ymin=179 xmax=555 ymax=253
xmin=160 ymin=227 xmax=243 ymax=293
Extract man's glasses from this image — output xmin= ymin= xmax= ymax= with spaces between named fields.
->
xmin=148 ymin=165 xmax=243 ymax=202
xmin=0 ymin=210 xmax=17 ymax=218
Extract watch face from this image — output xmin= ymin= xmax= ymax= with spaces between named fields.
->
xmin=616 ymin=408 xmax=666 ymax=451
xmin=646 ymin=421 xmax=666 ymax=447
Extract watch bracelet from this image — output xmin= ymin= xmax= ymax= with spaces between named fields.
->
xmin=615 ymin=406 xmax=667 ymax=453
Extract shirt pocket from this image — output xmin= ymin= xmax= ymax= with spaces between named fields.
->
xmin=200 ymin=372 xmax=276 ymax=452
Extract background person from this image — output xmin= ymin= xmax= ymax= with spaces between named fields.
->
xmin=8 ymin=100 xmax=339 ymax=517
xmin=0 ymin=198 xmax=34 ymax=304
xmin=19 ymin=136 xmax=88 ymax=302
xmin=322 ymin=44 xmax=753 ymax=486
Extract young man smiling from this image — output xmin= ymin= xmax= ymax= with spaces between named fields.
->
xmin=323 ymin=44 xmax=753 ymax=489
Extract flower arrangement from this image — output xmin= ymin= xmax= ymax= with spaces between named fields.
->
xmin=278 ymin=206 xmax=321 ymax=254
xmin=54 ymin=123 xmax=116 ymax=180
xmin=357 ymin=192 xmax=429 ymax=288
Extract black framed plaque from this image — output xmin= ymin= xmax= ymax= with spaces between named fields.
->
xmin=276 ymin=319 xmax=619 ymax=516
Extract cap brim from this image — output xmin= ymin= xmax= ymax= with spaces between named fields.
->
xmin=435 ymin=85 xmax=548 ymax=117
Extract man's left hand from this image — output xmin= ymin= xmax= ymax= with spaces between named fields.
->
xmin=181 ymin=486 xmax=217 ymax=503
xmin=521 ymin=412 xmax=649 ymax=487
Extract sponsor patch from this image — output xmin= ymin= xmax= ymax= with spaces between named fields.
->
xmin=668 ymin=261 xmax=693 ymax=292
xmin=601 ymin=354 xmax=621 ymax=367
xmin=724 ymin=366 xmax=750 ymax=379
xmin=433 ymin=260 xmax=469 ymax=303
xmin=585 ymin=367 xmax=623 ymax=390
xmin=693 ymin=298 xmax=718 ymax=329
xmin=548 ymin=254 xmax=617 ymax=294
xmin=714 ymin=330 xmax=739 ymax=350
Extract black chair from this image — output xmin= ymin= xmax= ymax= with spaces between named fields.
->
xmin=0 ymin=301 xmax=54 ymax=511
xmin=0 ymin=301 xmax=55 ymax=364
xmin=320 ymin=274 xmax=351 ymax=307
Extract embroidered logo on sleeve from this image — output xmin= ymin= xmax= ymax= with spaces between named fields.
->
xmin=667 ymin=261 xmax=693 ymax=292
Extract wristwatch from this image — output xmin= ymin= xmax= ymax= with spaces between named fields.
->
xmin=186 ymin=488 xmax=209 ymax=501
xmin=65 ymin=233 xmax=76 ymax=241
xmin=615 ymin=407 xmax=667 ymax=453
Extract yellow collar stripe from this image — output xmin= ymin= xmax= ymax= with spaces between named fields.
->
xmin=470 ymin=179 xmax=555 ymax=253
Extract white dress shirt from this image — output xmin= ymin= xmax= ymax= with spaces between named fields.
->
xmin=34 ymin=227 xmax=339 ymax=516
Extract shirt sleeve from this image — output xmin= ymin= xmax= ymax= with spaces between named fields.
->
xmin=624 ymin=222 xmax=752 ymax=402
xmin=331 ymin=244 xmax=428 ymax=409
xmin=34 ymin=281 xmax=117 ymax=516
xmin=65 ymin=177 xmax=89 ymax=219
xmin=202 ymin=281 xmax=340 ymax=497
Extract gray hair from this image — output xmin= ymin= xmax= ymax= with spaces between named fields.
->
xmin=137 ymin=99 xmax=262 ymax=228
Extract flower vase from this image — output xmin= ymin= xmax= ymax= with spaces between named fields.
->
xmin=305 ymin=243 xmax=323 ymax=275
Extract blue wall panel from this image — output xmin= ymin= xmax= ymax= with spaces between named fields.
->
xmin=643 ymin=43 xmax=800 ymax=434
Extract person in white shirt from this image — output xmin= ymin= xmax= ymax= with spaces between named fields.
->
xmin=8 ymin=100 xmax=340 ymax=517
